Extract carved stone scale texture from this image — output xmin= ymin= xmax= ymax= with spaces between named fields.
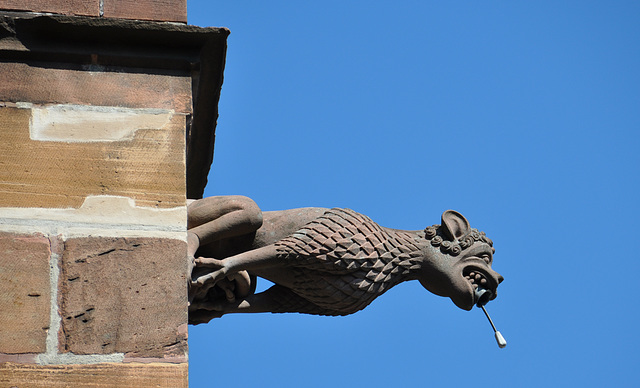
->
xmin=274 ymin=208 xmax=425 ymax=315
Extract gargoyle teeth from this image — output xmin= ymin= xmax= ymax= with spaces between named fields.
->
xmin=464 ymin=270 xmax=488 ymax=290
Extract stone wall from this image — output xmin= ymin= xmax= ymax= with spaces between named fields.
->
xmin=0 ymin=0 xmax=187 ymax=22
xmin=0 ymin=3 xmax=228 ymax=386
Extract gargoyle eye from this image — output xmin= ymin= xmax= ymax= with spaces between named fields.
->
xmin=480 ymin=254 xmax=492 ymax=264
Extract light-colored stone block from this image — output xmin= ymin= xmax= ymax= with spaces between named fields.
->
xmin=27 ymin=104 xmax=174 ymax=143
xmin=0 ymin=195 xmax=187 ymax=238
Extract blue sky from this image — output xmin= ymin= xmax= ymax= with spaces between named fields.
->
xmin=187 ymin=2 xmax=640 ymax=387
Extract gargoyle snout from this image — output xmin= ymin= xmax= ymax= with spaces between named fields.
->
xmin=489 ymin=270 xmax=503 ymax=297
xmin=485 ymin=268 xmax=503 ymax=289
xmin=479 ymin=270 xmax=503 ymax=306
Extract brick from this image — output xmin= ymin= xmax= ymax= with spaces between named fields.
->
xmin=0 ymin=106 xmax=186 ymax=209
xmin=0 ymin=0 xmax=99 ymax=16
xmin=0 ymin=233 xmax=51 ymax=354
xmin=59 ymin=237 xmax=187 ymax=358
xmin=0 ymin=62 xmax=191 ymax=113
xmin=0 ymin=362 xmax=188 ymax=388
xmin=103 ymin=0 xmax=187 ymax=23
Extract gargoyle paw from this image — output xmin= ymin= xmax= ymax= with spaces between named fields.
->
xmin=194 ymin=266 xmax=228 ymax=287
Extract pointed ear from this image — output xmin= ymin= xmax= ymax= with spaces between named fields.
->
xmin=441 ymin=210 xmax=470 ymax=241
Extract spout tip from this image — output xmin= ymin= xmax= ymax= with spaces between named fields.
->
xmin=495 ymin=331 xmax=507 ymax=348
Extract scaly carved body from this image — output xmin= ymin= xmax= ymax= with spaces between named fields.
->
xmin=273 ymin=208 xmax=424 ymax=315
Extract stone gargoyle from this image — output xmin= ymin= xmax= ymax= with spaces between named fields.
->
xmin=187 ymin=196 xmax=503 ymax=325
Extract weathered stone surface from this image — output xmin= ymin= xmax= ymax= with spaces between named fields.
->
xmin=0 ymin=106 xmax=186 ymax=209
xmin=29 ymin=105 xmax=175 ymax=143
xmin=0 ymin=353 xmax=38 ymax=363
xmin=0 ymin=233 xmax=51 ymax=354
xmin=0 ymin=362 xmax=188 ymax=388
xmin=59 ymin=237 xmax=187 ymax=357
xmin=0 ymin=62 xmax=191 ymax=113
xmin=0 ymin=0 xmax=99 ymax=16
xmin=0 ymin=14 xmax=229 ymax=200
xmin=0 ymin=196 xmax=186 ymax=238
xmin=104 ymin=0 xmax=187 ymax=23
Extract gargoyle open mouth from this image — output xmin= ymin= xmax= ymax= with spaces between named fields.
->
xmin=463 ymin=267 xmax=498 ymax=305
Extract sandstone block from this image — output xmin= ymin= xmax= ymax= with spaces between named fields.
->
xmin=0 ymin=233 xmax=51 ymax=354
xmin=103 ymin=0 xmax=187 ymax=23
xmin=0 ymin=362 xmax=188 ymax=388
xmin=0 ymin=106 xmax=186 ymax=209
xmin=59 ymin=237 xmax=187 ymax=358
xmin=0 ymin=354 xmax=38 ymax=363
xmin=0 ymin=62 xmax=191 ymax=113
xmin=0 ymin=0 xmax=99 ymax=16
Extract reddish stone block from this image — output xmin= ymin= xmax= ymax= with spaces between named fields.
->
xmin=0 ymin=62 xmax=192 ymax=113
xmin=0 ymin=233 xmax=51 ymax=354
xmin=0 ymin=0 xmax=99 ymax=16
xmin=103 ymin=0 xmax=187 ymax=23
xmin=59 ymin=237 xmax=187 ymax=357
xmin=0 ymin=353 xmax=38 ymax=363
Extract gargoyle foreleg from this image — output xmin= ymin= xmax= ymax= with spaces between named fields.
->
xmin=191 ymin=244 xmax=281 ymax=299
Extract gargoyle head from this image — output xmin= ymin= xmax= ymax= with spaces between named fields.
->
xmin=418 ymin=210 xmax=503 ymax=311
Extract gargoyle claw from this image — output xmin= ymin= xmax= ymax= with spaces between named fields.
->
xmin=194 ymin=257 xmax=225 ymax=269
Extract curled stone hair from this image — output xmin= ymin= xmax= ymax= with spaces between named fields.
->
xmin=423 ymin=225 xmax=493 ymax=256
